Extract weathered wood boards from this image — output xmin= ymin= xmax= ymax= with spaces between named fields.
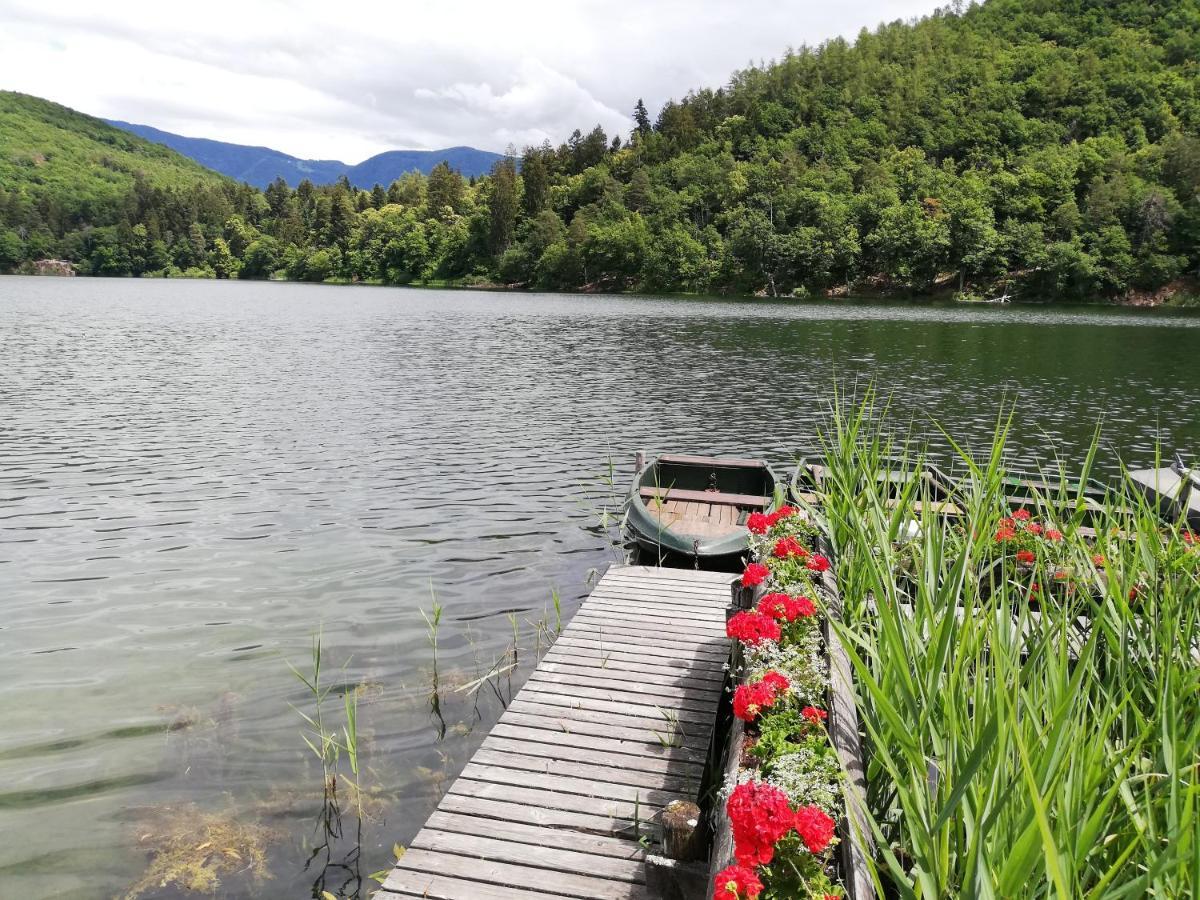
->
xmin=381 ymin=565 xmax=734 ymax=900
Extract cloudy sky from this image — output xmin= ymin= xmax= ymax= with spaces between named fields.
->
xmin=1 ymin=0 xmax=941 ymax=163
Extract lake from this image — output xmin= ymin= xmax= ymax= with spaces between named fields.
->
xmin=2 ymin=276 xmax=1198 ymax=899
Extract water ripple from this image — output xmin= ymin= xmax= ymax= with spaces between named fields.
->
xmin=1 ymin=276 xmax=1198 ymax=898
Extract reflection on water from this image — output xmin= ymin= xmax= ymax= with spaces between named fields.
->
xmin=1 ymin=277 xmax=1198 ymax=898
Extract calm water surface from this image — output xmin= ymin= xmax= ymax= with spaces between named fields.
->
xmin=1 ymin=277 xmax=1198 ymax=898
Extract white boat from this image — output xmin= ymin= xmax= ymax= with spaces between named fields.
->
xmin=1128 ymin=453 xmax=1200 ymax=528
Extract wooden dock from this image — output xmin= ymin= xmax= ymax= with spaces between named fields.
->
xmin=380 ymin=564 xmax=735 ymax=900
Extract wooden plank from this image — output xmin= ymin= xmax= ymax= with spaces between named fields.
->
xmin=413 ymin=827 xmax=646 ymax=880
xmin=574 ymin=597 xmax=727 ymax=620
xmin=486 ymin=723 xmax=703 ymax=766
xmin=540 ymin=643 xmax=726 ymax=677
xmin=506 ymin=698 xmax=712 ymax=740
xmin=549 ymin=634 xmax=729 ymax=664
xmin=537 ymin=656 xmax=726 ymax=687
xmin=613 ymin=569 xmax=736 ymax=586
xmin=388 ymin=848 xmax=651 ymax=900
xmin=573 ymin=597 xmax=725 ymax=617
xmin=513 ymin=696 xmax=715 ymax=734
xmin=561 ymin=623 xmax=729 ymax=655
xmin=593 ymin=576 xmax=737 ymax=595
xmin=501 ymin=708 xmax=709 ymax=753
xmin=518 ymin=686 xmax=720 ymax=724
xmin=459 ymin=763 xmax=679 ymax=807
xmin=424 ymin=810 xmax=651 ymax=860
xmin=479 ymin=734 xmax=701 ymax=778
xmin=381 ymin=869 xmax=578 ymax=900
xmin=436 ymin=792 xmax=642 ymax=836
xmin=573 ymin=602 xmax=729 ymax=624
xmin=570 ymin=612 xmax=727 ymax=640
xmin=471 ymin=747 xmax=698 ymax=793
xmin=657 ymin=453 xmax=766 ymax=469
xmin=641 ymin=486 xmax=768 ymax=508
xmin=526 ymin=670 xmax=723 ymax=705
xmin=450 ymin=777 xmax=666 ymax=818
xmin=540 ymin=644 xmax=726 ymax=678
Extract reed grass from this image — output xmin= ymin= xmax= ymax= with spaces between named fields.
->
xmin=814 ymin=394 xmax=1198 ymax=899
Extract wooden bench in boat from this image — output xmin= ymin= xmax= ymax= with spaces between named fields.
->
xmin=657 ymin=453 xmax=767 ymax=469
xmin=638 ymin=487 xmax=769 ymax=508
xmin=639 ymin=488 xmax=769 ymax=540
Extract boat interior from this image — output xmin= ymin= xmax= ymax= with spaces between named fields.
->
xmin=640 ymin=454 xmax=773 ymax=540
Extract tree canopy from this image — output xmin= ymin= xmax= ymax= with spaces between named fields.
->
xmin=2 ymin=0 xmax=1198 ymax=301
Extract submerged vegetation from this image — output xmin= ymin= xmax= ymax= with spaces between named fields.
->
xmin=125 ymin=804 xmax=274 ymax=899
xmin=808 ymin=396 xmax=1199 ymax=898
xmin=4 ymin=0 xmax=1200 ymax=301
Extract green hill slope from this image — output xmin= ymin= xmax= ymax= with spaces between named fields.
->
xmin=2 ymin=0 xmax=1198 ymax=299
xmin=0 ymin=92 xmax=258 ymax=274
xmin=0 ymin=91 xmax=236 ymax=218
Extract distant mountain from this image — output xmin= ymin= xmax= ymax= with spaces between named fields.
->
xmin=105 ymin=120 xmax=506 ymax=189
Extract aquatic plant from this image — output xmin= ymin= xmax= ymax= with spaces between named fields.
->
xmin=125 ymin=804 xmax=274 ymax=899
xmin=815 ymin=395 xmax=1200 ymax=898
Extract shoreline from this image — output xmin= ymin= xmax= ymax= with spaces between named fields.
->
xmin=5 ymin=269 xmax=1199 ymax=309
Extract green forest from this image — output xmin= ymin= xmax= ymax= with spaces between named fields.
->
xmin=2 ymin=0 xmax=1199 ymax=301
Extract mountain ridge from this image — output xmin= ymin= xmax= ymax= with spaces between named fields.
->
xmin=106 ymin=119 xmax=507 ymax=188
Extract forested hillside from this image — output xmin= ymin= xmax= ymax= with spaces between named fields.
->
xmin=2 ymin=0 xmax=1198 ymax=301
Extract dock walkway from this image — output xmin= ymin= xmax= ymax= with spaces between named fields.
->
xmin=381 ymin=564 xmax=734 ymax=900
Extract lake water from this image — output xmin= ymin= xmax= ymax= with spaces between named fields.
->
xmin=2 ymin=277 xmax=1198 ymax=899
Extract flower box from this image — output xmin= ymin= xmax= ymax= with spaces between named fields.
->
xmin=706 ymin=508 xmax=874 ymax=900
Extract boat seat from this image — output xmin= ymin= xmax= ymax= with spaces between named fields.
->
xmin=639 ymin=486 xmax=769 ymax=508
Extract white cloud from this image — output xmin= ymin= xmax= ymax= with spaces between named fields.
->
xmin=0 ymin=0 xmax=943 ymax=161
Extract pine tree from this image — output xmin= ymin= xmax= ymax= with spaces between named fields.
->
xmin=633 ymin=99 xmax=652 ymax=135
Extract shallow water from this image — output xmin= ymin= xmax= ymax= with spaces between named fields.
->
xmin=1 ymin=277 xmax=1198 ymax=898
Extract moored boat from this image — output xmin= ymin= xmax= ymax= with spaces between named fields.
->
xmin=1128 ymin=453 xmax=1200 ymax=529
xmin=790 ymin=455 xmax=960 ymax=515
xmin=625 ymin=453 xmax=779 ymax=567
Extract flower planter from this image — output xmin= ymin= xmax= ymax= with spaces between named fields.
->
xmin=706 ymin=523 xmax=874 ymax=900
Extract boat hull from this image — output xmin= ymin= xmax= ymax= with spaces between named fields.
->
xmin=624 ymin=454 xmax=778 ymax=567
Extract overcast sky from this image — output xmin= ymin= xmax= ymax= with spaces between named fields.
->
xmin=0 ymin=0 xmax=942 ymax=163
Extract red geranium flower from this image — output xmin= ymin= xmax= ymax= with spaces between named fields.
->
xmin=807 ymin=554 xmax=831 ymax=572
xmin=1027 ymin=522 xmax=1043 ymax=535
xmin=793 ymin=596 xmax=816 ymax=617
xmin=1046 ymin=529 xmax=1064 ymax=542
xmin=1092 ymin=554 xmax=1105 ymax=567
xmin=760 ymin=671 xmax=790 ymax=694
xmin=733 ymin=682 xmax=772 ymax=721
xmin=733 ymin=672 xmax=789 ymax=721
xmin=1013 ymin=508 xmax=1031 ymax=521
xmin=713 ymin=864 xmax=763 ymax=900
xmin=741 ymin=563 xmax=770 ymax=587
xmin=801 ymin=706 xmax=827 ymax=723
xmin=746 ymin=512 xmax=771 ymax=535
xmin=793 ymin=804 xmax=836 ymax=854
xmin=1000 ymin=516 xmax=1016 ymax=528
xmin=768 ymin=505 xmax=797 ymax=524
xmin=994 ymin=526 xmax=1016 ymax=542
xmin=1016 ymin=549 xmax=1035 ymax=564
xmin=1183 ymin=531 xmax=1197 ymax=545
xmin=1053 ymin=569 xmax=1069 ymax=581
xmin=728 ymin=781 xmax=795 ymax=866
xmin=726 ymin=611 xmax=781 ymax=645
xmin=758 ymin=593 xmax=816 ymax=621
xmin=772 ymin=536 xmax=809 ymax=559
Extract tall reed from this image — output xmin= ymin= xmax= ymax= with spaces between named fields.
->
xmin=815 ymin=395 xmax=1198 ymax=898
